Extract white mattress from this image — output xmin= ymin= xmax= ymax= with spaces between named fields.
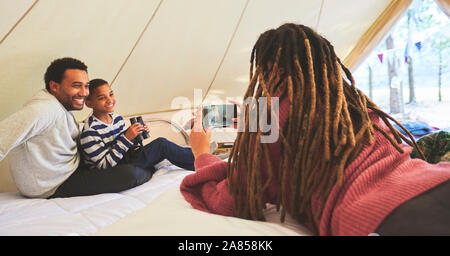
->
xmin=0 ymin=161 xmax=312 ymax=236
xmin=95 ymin=187 xmax=312 ymax=236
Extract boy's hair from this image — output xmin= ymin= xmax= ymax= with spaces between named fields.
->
xmin=44 ymin=57 xmax=88 ymax=92
xmin=87 ymin=78 xmax=109 ymax=99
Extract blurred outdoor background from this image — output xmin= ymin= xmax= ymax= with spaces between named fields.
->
xmin=353 ymin=0 xmax=449 ymax=130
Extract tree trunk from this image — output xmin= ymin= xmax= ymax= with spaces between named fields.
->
xmin=407 ymin=56 xmax=416 ymax=103
xmin=438 ymin=44 xmax=442 ymax=102
xmin=406 ymin=10 xmax=416 ymax=104
xmin=368 ymin=64 xmax=373 ymax=99
xmin=400 ymin=80 xmax=404 ymax=114
xmin=386 ymin=35 xmax=401 ymax=114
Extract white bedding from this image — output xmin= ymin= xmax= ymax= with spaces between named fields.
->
xmin=95 ymin=187 xmax=312 ymax=236
xmin=0 ymin=162 xmax=189 ymax=236
xmin=0 ymin=161 xmax=312 ymax=236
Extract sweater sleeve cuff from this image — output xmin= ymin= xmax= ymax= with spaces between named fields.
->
xmin=118 ymin=133 xmax=134 ymax=149
xmin=194 ymin=153 xmax=224 ymax=170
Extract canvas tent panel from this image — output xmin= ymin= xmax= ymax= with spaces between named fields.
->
xmin=0 ymin=0 xmax=36 ymax=43
xmin=112 ymin=0 xmax=247 ymax=117
xmin=0 ymin=0 xmax=161 ymax=121
xmin=203 ymin=0 xmax=322 ymax=104
xmin=0 ymin=157 xmax=15 ymax=193
xmin=317 ymin=0 xmax=393 ymax=61
xmin=0 ymin=0 xmax=405 ymax=120
xmin=203 ymin=0 xmax=393 ymax=104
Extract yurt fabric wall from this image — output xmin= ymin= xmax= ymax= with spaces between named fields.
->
xmin=1 ymin=0 xmax=403 ymax=121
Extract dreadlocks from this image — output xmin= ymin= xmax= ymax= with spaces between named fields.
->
xmin=226 ymin=23 xmax=425 ymax=233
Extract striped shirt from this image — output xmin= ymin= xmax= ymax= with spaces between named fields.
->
xmin=80 ymin=113 xmax=134 ymax=169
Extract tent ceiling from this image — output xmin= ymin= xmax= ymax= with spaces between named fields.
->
xmin=206 ymin=0 xmax=392 ymax=104
xmin=0 ymin=0 xmax=35 ymax=43
xmin=0 ymin=0 xmax=392 ymax=121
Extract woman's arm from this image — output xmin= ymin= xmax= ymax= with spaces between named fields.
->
xmin=180 ymin=106 xmax=235 ymax=216
xmin=180 ymin=153 xmax=234 ymax=216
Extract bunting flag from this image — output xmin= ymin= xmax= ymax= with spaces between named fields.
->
xmin=377 ymin=53 xmax=383 ymax=63
xmin=415 ymin=41 xmax=422 ymax=51
xmin=373 ymin=2 xmax=425 ymax=66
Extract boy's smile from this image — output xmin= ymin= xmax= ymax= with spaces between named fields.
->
xmin=86 ymin=83 xmax=116 ymax=121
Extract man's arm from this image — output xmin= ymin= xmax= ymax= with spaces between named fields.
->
xmin=0 ymin=106 xmax=52 ymax=162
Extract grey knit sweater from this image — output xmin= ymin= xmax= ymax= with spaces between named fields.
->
xmin=0 ymin=89 xmax=80 ymax=198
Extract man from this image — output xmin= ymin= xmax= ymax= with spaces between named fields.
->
xmin=0 ymin=57 xmax=152 ymax=198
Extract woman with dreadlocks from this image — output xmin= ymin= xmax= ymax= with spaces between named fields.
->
xmin=181 ymin=23 xmax=450 ymax=236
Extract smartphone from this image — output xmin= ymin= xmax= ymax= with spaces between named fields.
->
xmin=202 ymin=104 xmax=237 ymax=128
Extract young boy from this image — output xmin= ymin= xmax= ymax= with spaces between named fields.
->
xmin=79 ymin=78 xmax=195 ymax=172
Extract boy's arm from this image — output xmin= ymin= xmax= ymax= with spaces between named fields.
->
xmin=79 ymin=128 xmax=134 ymax=169
xmin=0 ymin=106 xmax=53 ymax=162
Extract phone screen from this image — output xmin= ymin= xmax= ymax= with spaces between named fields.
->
xmin=202 ymin=104 xmax=237 ymax=128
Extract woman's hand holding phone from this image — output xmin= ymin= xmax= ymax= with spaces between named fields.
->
xmin=189 ymin=106 xmax=213 ymax=158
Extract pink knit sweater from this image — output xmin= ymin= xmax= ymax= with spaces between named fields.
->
xmin=180 ymin=96 xmax=450 ymax=236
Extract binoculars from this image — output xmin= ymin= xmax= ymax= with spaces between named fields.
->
xmin=129 ymin=116 xmax=150 ymax=142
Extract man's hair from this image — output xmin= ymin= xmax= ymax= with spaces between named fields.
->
xmin=87 ymin=78 xmax=109 ymax=99
xmin=44 ymin=57 xmax=88 ymax=92
xmin=227 ymin=23 xmax=425 ymax=234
